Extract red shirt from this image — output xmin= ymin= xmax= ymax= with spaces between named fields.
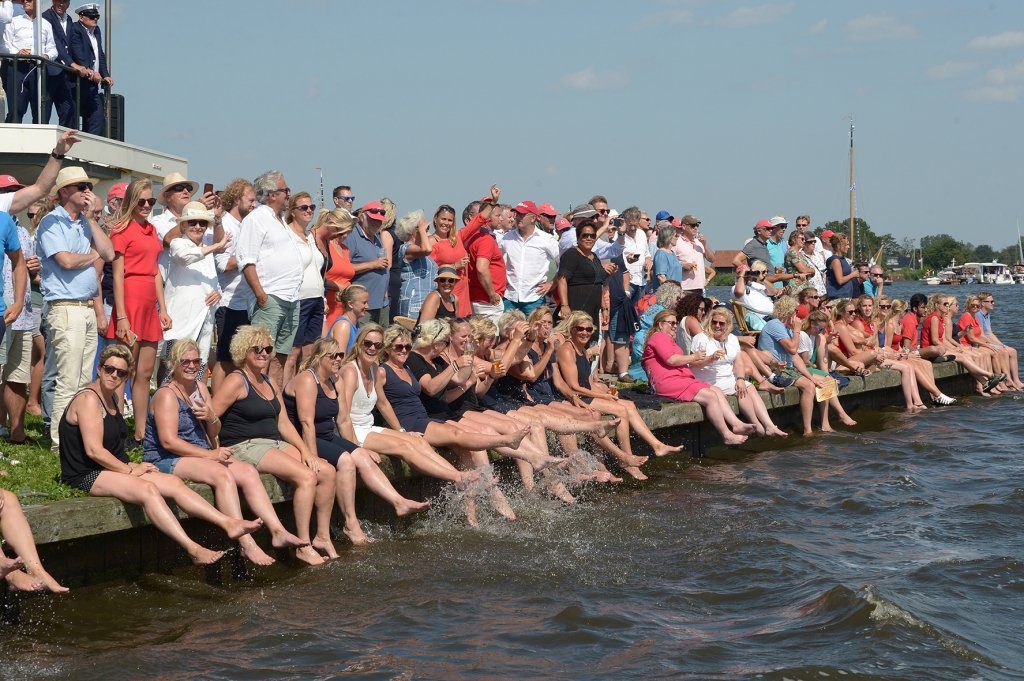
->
xmin=464 ymin=227 xmax=506 ymax=303
xmin=111 ymin=220 xmax=161 ymax=279
xmin=919 ymin=311 xmax=944 ymax=348
xmin=956 ymin=311 xmax=981 ymax=347
xmin=895 ymin=311 xmax=919 ymax=350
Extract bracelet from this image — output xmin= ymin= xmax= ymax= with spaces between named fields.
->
xmin=50 ymin=150 xmax=66 ymax=160
xmin=116 ymin=315 xmax=126 ymax=321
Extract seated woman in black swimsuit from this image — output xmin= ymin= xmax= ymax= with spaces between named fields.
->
xmin=60 ymin=345 xmax=261 ymax=567
xmin=210 ymin=325 xmax=337 ymax=566
xmin=284 ymin=337 xmax=429 ymax=545
xmin=380 ymin=323 xmax=560 ymax=516
xmin=417 ymin=265 xmax=460 ymax=324
xmin=554 ymin=311 xmax=683 ymax=481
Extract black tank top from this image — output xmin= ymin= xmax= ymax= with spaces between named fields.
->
xmin=419 ymin=292 xmax=457 ymax=323
xmin=283 ymin=369 xmax=338 ymax=440
xmin=382 ymin=363 xmax=431 ymax=427
xmin=59 ymin=388 xmax=128 ymax=484
xmin=574 ymin=346 xmax=592 ymax=390
xmin=220 ymin=371 xmax=282 ymax=446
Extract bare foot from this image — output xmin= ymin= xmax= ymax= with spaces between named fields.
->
xmin=653 ymin=443 xmax=684 ymax=457
xmin=0 ymin=555 xmax=24 ymax=579
xmin=722 ymin=433 xmax=748 ymax=446
xmin=732 ymin=423 xmax=758 ymax=436
xmin=295 ymin=545 xmax=326 ymax=566
xmin=313 ymin=535 xmax=342 ymax=557
xmin=819 ymin=425 xmax=834 ymax=433
xmin=762 ymin=382 xmax=786 ymax=394
xmin=189 ymin=546 xmax=226 ymax=566
xmin=839 ymin=416 xmax=857 ymax=426
xmin=802 ymin=429 xmax=816 ymax=436
xmin=547 ymin=481 xmax=576 ymax=504
xmin=597 ymin=470 xmax=623 ymax=483
xmin=226 ymin=517 xmax=263 ymax=541
xmin=767 ymin=427 xmax=788 ymax=437
xmin=619 ymin=453 xmax=649 ymax=467
xmin=5 ymin=569 xmax=43 ymax=592
xmin=532 ymin=454 xmax=568 ymax=472
xmin=463 ymin=498 xmax=480 ymax=528
xmin=28 ymin=567 xmax=69 ymax=594
xmin=25 ymin=402 xmax=41 ymax=416
xmin=241 ymin=542 xmax=276 ymax=567
xmin=271 ymin=529 xmax=309 ymax=549
xmin=395 ymin=498 xmax=431 ymax=517
xmin=341 ymin=524 xmax=374 ymax=546
xmin=591 ymin=417 xmax=620 ymax=435
xmin=622 ymin=466 xmax=649 ymax=481
xmin=490 ymin=489 xmax=517 ymax=521
xmin=456 ymin=469 xmax=482 ymax=490
xmin=503 ymin=424 xmax=532 ymax=449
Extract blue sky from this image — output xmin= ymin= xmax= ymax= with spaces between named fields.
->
xmin=110 ymin=0 xmax=1024 ymax=251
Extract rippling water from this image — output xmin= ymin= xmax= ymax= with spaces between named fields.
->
xmin=3 ymin=283 xmax=1024 ymax=679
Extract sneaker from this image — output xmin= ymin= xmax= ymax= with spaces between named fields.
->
xmin=768 ymin=373 xmax=794 ymax=388
xmin=932 ymin=393 xmax=957 ymax=406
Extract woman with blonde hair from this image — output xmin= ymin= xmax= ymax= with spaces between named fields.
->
xmin=283 ymin=192 xmax=326 ymax=385
xmin=61 ymin=345 xmax=259 ymax=566
xmin=105 ymin=179 xmax=169 ymax=441
xmin=317 ymin=208 xmax=357 ymax=331
xmin=144 ymin=339 xmax=306 ymax=565
xmin=210 ymin=325 xmax=338 ymax=565
xmin=284 ymin=336 xmax=429 ymax=545
xmin=921 ymin=294 xmax=1001 ymax=394
xmin=328 ymin=284 xmax=369 ymax=354
xmin=556 ymin=311 xmax=683 ymax=479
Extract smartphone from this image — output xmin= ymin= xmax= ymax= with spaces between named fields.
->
xmin=190 ymin=389 xmax=205 ymax=406
xmin=203 ymin=182 xmax=214 ymax=196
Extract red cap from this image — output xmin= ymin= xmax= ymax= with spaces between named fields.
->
xmin=670 ymin=218 xmax=682 ymax=228
xmin=512 ymin=200 xmax=540 ymax=216
xmin=555 ymin=217 xmax=571 ymax=232
xmin=538 ymin=202 xmax=558 ymax=217
xmin=361 ymin=201 xmax=386 ymax=221
xmin=754 ymin=219 xmax=772 ymax=229
xmin=107 ymin=182 xmax=128 ymax=202
xmin=0 ymin=174 xmax=24 ymax=191
xmin=821 ymin=229 xmax=835 ymax=238
xmin=479 ymin=196 xmax=495 ymax=204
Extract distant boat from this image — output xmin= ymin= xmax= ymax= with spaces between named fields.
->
xmin=963 ymin=261 xmax=1013 ymax=284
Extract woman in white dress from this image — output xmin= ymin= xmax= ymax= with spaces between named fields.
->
xmin=163 ymin=202 xmax=228 ymax=376
xmin=689 ymin=307 xmax=788 ymax=437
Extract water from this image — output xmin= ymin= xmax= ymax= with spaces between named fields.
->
xmin=4 ymin=283 xmax=1024 ymax=679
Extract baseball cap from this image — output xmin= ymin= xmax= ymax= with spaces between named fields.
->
xmin=555 ymin=217 xmax=571 ymax=232
xmin=107 ymin=182 xmax=128 ymax=202
xmin=538 ymin=203 xmax=558 ymax=217
xmin=569 ymin=203 xmax=598 ymax=220
xmin=681 ymin=215 xmax=700 ymax=227
xmin=0 ymin=174 xmax=24 ymax=191
xmin=361 ymin=201 xmax=386 ymax=220
xmin=754 ymin=219 xmax=772 ymax=231
xmin=769 ymin=215 xmax=787 ymax=228
xmin=512 ymin=200 xmax=540 ymax=216
xmin=821 ymin=229 xmax=835 ymax=238
xmin=670 ymin=218 xmax=682 ymax=228
xmin=655 ymin=210 xmax=672 ymax=222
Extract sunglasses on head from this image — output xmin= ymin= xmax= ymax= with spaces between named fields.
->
xmin=100 ymin=364 xmax=129 ymax=379
xmin=137 ymin=197 xmax=157 ymax=207
xmin=363 ymin=340 xmax=384 ymax=350
xmin=250 ymin=345 xmax=274 ymax=355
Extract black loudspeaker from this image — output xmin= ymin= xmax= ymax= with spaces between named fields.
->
xmin=105 ymin=92 xmax=124 ymax=141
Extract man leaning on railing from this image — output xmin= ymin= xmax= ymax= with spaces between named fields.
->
xmin=68 ymin=3 xmax=109 ymax=135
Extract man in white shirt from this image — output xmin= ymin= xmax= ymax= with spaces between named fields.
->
xmin=236 ymin=170 xmax=303 ymax=388
xmin=2 ymin=0 xmax=57 ymax=123
xmin=212 ymin=177 xmax=255 ymax=391
xmin=617 ymin=206 xmax=651 ymax=295
xmin=499 ymin=200 xmax=559 ymax=315
xmin=557 ymin=200 xmax=625 ymax=264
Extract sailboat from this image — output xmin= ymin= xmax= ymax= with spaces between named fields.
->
xmin=1015 ymin=220 xmax=1024 ymax=284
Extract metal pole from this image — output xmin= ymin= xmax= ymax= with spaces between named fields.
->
xmin=104 ymin=0 xmax=112 ymax=138
xmin=849 ymin=119 xmax=855 ymax=259
xmin=34 ymin=6 xmax=43 ymax=123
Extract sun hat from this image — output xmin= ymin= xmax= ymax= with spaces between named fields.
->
xmin=54 ymin=166 xmax=99 ymax=192
xmin=175 ymin=201 xmax=215 ymax=225
xmin=0 ymin=174 xmax=25 ymax=191
xmin=434 ymin=265 xmax=461 ymax=281
xmin=106 ymin=182 xmax=128 ymax=202
xmin=157 ymin=172 xmax=198 ymax=203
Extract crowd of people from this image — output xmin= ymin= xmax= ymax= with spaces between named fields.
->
xmin=1 ymin=1 xmax=111 ymax=134
xmin=0 ymin=129 xmax=1020 ymax=592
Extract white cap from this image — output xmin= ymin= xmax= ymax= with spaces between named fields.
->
xmin=769 ymin=215 xmax=787 ymax=227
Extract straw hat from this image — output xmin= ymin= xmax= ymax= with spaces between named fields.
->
xmin=54 ymin=166 xmax=99 ymax=192
xmin=175 ymin=201 xmax=215 ymax=225
xmin=157 ymin=172 xmax=199 ymax=203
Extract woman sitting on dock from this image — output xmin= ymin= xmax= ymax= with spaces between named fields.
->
xmin=920 ymin=295 xmax=1003 ymax=395
xmin=144 ymin=339 xmax=308 ymax=565
xmin=956 ymin=296 xmax=1015 ymax=393
xmin=60 ymin=345 xmax=261 ymax=567
xmin=798 ymin=310 xmax=858 ymax=429
xmin=284 ymin=337 xmax=429 ymax=545
xmin=210 ymin=325 xmax=337 ymax=565
xmin=881 ymin=299 xmax=958 ymax=406
xmin=689 ymin=306 xmax=788 ymax=437
xmin=1 ymin=487 xmax=68 ymax=593
xmin=556 ymin=311 xmax=683 ymax=480
xmin=641 ymin=309 xmax=756 ymax=445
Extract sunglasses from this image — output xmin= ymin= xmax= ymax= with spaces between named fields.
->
xmin=270 ymin=187 xmax=291 ymax=195
xmin=294 ymin=204 xmax=315 ymax=212
xmin=137 ymin=197 xmax=157 ymax=207
xmin=168 ymin=183 xmax=192 ymax=194
xmin=710 ymin=320 xmax=728 ymax=326
xmin=363 ymin=340 xmax=384 ymax=351
xmin=597 ymin=209 xmax=610 ymax=215
xmin=250 ymin=345 xmax=274 ymax=355
xmin=178 ymin=358 xmax=201 ymax=367
xmin=186 ymin=219 xmax=208 ymax=227
xmin=807 ymin=294 xmax=820 ymax=299
xmin=366 ymin=210 xmax=385 ymax=220
xmin=73 ymin=182 xmax=94 ymax=192
xmin=663 ymin=320 xmax=679 ymax=327
xmin=575 ymin=326 xmax=595 ymax=333
xmin=845 ymin=310 xmax=856 ymax=315
xmin=436 ymin=277 xmax=458 ymax=284
xmin=335 ymin=195 xmax=355 ymax=202
xmin=391 ymin=343 xmax=412 ymax=352
xmin=328 ymin=352 xmax=345 ymax=360
xmin=27 ymin=212 xmax=37 ymax=219
xmin=579 ymin=233 xmax=597 ymax=240
xmin=100 ymin=364 xmax=129 ymax=379
xmin=878 ymin=304 xmax=891 ymax=309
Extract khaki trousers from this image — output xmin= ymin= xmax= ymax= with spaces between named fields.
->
xmin=47 ymin=304 xmax=98 ymax=450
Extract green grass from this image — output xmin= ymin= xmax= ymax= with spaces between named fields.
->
xmin=0 ymin=414 xmax=143 ymax=503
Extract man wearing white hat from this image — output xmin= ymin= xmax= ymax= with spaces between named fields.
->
xmin=34 ymin=166 xmax=114 ymax=448
xmin=151 ymin=172 xmax=220 ymax=249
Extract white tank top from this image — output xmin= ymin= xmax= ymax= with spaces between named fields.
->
xmin=350 ymin=366 xmax=378 ymax=430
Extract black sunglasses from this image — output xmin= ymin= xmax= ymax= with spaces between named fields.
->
xmin=168 ymin=183 xmax=192 ymax=193
xmin=391 ymin=343 xmax=412 ymax=352
xmin=73 ymin=182 xmax=93 ymax=192
xmin=250 ymin=345 xmax=274 ymax=355
xmin=186 ymin=219 xmax=208 ymax=227
xmin=294 ymin=204 xmax=315 ymax=212
xmin=137 ymin=197 xmax=157 ymax=207
xmin=363 ymin=340 xmax=384 ymax=350
xmin=100 ymin=364 xmax=129 ymax=379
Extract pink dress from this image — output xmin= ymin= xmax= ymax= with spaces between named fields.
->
xmin=641 ymin=331 xmax=709 ymax=402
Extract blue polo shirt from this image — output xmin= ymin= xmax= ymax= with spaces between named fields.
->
xmin=0 ymin=212 xmax=21 ymax=317
xmin=345 ymin=223 xmax=388 ymax=309
xmin=35 ymin=205 xmax=99 ymax=301
xmin=975 ymin=310 xmax=992 ymax=335
xmin=757 ymin=318 xmax=793 ymax=367
xmin=766 ymin=237 xmax=787 ymax=270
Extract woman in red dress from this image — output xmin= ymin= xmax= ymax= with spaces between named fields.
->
xmin=316 ymin=208 xmax=357 ymax=333
xmin=427 ymin=205 xmax=471 ymax=317
xmin=107 ymin=180 xmax=171 ymax=441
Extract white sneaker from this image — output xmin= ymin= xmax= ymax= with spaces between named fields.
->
xmin=932 ymin=393 xmax=957 ymax=406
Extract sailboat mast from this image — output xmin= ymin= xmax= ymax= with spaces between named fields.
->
xmin=1017 ymin=217 xmax=1023 ymax=264
xmin=849 ymin=119 xmax=855 ymax=259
